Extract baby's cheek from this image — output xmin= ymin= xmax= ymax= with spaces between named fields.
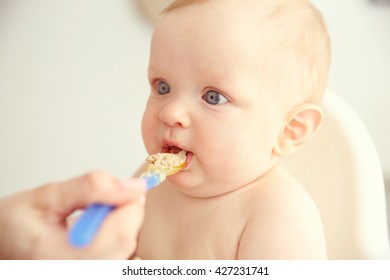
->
xmin=141 ymin=118 xmax=157 ymax=147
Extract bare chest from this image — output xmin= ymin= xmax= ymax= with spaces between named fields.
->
xmin=136 ymin=196 xmax=246 ymax=259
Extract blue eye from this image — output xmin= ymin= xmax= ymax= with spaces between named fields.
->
xmin=156 ymin=81 xmax=170 ymax=95
xmin=202 ymin=90 xmax=228 ymax=105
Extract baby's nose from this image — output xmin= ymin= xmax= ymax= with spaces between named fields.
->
xmin=158 ymin=98 xmax=191 ymax=128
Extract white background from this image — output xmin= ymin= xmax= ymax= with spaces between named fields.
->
xmin=1 ymin=0 xmax=390 ymax=198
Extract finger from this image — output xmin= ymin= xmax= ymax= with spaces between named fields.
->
xmin=60 ymin=171 xmax=146 ymax=205
xmin=80 ymin=199 xmax=145 ymax=259
xmin=34 ymin=171 xmax=146 ymax=215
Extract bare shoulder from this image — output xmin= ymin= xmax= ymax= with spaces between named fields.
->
xmin=238 ymin=166 xmax=327 ymax=259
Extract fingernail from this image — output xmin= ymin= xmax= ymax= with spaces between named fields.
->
xmin=119 ymin=178 xmax=146 ymax=191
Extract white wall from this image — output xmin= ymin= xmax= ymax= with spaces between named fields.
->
xmin=311 ymin=0 xmax=390 ymax=182
xmin=0 ymin=0 xmax=154 ymax=196
xmin=1 ymin=0 xmax=390 ymax=197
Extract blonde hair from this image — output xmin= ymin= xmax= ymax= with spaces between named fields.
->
xmin=163 ymin=0 xmax=331 ymax=104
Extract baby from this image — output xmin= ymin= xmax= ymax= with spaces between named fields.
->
xmin=136 ymin=0 xmax=331 ymax=259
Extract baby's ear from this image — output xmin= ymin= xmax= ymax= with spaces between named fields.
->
xmin=273 ymin=103 xmax=323 ymax=157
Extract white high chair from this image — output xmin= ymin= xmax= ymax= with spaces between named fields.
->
xmin=280 ymin=89 xmax=389 ymax=259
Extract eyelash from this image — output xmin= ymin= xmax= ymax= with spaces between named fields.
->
xmin=202 ymin=89 xmax=229 ymax=105
xmin=150 ymin=79 xmax=230 ymax=105
xmin=150 ymin=79 xmax=170 ymax=95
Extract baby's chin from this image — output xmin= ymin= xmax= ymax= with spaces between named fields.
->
xmin=167 ymin=173 xmax=246 ymax=199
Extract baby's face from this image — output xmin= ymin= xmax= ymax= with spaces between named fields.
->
xmin=142 ymin=1 xmax=287 ymax=197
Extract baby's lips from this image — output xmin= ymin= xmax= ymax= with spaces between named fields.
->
xmin=161 ymin=144 xmax=183 ymax=154
xmin=182 ymin=152 xmax=193 ymax=171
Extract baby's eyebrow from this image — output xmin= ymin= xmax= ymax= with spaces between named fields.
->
xmin=147 ymin=65 xmax=155 ymax=79
xmin=147 ymin=64 xmax=162 ymax=76
xmin=147 ymin=65 xmax=167 ymax=83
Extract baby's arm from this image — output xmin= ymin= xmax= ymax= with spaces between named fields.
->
xmin=237 ymin=187 xmax=327 ymax=260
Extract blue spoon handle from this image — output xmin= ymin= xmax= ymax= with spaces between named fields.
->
xmin=68 ymin=174 xmax=161 ymax=248
xmin=68 ymin=204 xmax=113 ymax=248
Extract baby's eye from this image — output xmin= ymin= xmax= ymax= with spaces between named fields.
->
xmin=156 ymin=81 xmax=170 ymax=95
xmin=202 ymin=90 xmax=228 ymax=105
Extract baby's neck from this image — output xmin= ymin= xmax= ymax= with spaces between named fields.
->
xmin=169 ymin=164 xmax=285 ymax=202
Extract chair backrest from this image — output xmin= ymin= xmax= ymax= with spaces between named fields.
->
xmin=280 ymin=90 xmax=389 ymax=259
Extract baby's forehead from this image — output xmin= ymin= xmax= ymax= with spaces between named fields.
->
xmin=161 ymin=0 xmax=311 ymax=48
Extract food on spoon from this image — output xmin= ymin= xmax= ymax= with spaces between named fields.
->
xmin=142 ymin=150 xmax=187 ymax=181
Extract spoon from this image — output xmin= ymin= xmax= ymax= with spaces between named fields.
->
xmin=68 ymin=152 xmax=186 ymax=248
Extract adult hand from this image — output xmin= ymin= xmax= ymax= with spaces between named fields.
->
xmin=0 ymin=171 xmax=146 ymax=259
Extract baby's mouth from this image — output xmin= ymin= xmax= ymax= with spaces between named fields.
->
xmin=161 ymin=145 xmax=183 ymax=154
xmin=161 ymin=145 xmax=193 ymax=169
